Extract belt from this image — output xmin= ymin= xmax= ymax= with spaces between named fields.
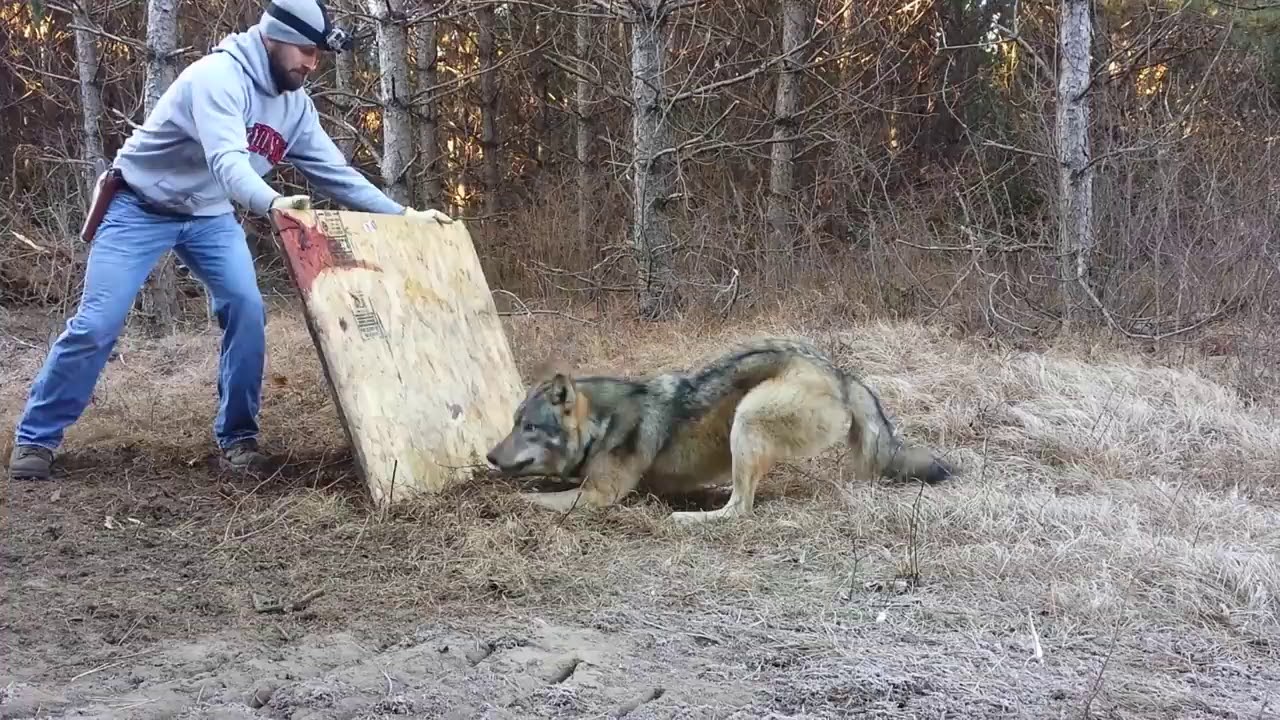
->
xmin=112 ymin=169 xmax=196 ymax=218
xmin=81 ymin=167 xmax=198 ymax=243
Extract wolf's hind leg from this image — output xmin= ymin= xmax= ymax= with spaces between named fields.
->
xmin=670 ymin=370 xmax=846 ymax=524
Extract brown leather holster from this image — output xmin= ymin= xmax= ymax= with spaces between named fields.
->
xmin=80 ymin=168 xmax=125 ymax=244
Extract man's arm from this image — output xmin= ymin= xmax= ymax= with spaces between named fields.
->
xmin=187 ymin=65 xmax=282 ymax=216
xmin=285 ymin=100 xmax=406 ymax=215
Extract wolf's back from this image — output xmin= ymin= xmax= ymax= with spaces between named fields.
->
xmin=675 ymin=336 xmax=951 ymax=484
xmin=678 ymin=338 xmax=842 ymax=411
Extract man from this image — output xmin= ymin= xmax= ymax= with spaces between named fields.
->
xmin=7 ymin=0 xmax=451 ymax=480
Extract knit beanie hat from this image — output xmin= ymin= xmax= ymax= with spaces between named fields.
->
xmin=259 ymin=0 xmax=351 ymax=52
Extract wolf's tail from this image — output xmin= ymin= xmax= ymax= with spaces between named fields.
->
xmin=843 ymin=376 xmax=952 ymax=485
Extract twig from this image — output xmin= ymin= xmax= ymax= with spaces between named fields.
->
xmin=1078 ymin=275 xmax=1236 ymax=341
xmin=981 ymin=139 xmax=1055 ymax=162
xmin=498 ymin=309 xmax=596 ymax=324
xmin=108 ymin=106 xmax=143 ymax=131
xmin=252 ymin=588 xmax=326 ymax=614
xmin=316 ymin=110 xmax=384 ymax=166
xmin=666 ymin=1 xmax=851 ymax=104
xmin=1209 ymin=0 xmax=1280 ymax=8
xmin=11 ymin=231 xmax=46 ymax=253
xmin=69 ymin=661 xmax=120 ymax=684
xmin=5 ymin=336 xmax=41 ymax=351
xmin=492 ymin=289 xmax=597 ymax=325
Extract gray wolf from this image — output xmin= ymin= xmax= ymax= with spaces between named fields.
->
xmin=7 ymin=0 xmax=452 ymax=481
xmin=485 ymin=337 xmax=953 ymax=523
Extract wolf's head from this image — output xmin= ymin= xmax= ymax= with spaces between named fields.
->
xmin=486 ymin=371 xmax=589 ymax=477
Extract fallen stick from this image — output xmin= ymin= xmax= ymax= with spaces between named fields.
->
xmin=252 ymin=588 xmax=326 ymax=614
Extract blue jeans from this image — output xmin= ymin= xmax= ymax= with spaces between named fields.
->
xmin=13 ymin=190 xmax=267 ymax=451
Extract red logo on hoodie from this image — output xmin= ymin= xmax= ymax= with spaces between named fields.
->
xmin=246 ymin=123 xmax=286 ymax=164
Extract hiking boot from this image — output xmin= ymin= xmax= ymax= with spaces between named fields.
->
xmin=220 ymin=439 xmax=271 ymax=473
xmin=8 ymin=445 xmax=54 ymax=480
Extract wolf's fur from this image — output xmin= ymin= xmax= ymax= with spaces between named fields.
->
xmin=485 ymin=337 xmax=952 ymax=523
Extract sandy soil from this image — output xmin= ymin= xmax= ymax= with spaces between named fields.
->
xmin=2 ymin=300 xmax=1277 ymax=719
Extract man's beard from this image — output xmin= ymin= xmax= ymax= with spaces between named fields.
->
xmin=268 ymin=53 xmax=305 ymax=93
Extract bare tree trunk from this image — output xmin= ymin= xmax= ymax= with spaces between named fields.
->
xmin=575 ymin=7 xmax=594 ymax=250
xmin=333 ymin=15 xmax=358 ymax=161
xmin=833 ymin=0 xmax=858 ymax=243
xmin=141 ymin=1 xmax=177 ymax=152
xmin=1056 ymin=0 xmax=1093 ymax=327
xmin=838 ymin=0 xmax=856 ymax=84
xmin=477 ymin=2 xmax=501 ymax=217
xmin=528 ymin=8 xmax=548 ymax=177
xmin=412 ymin=9 xmax=442 ymax=211
xmin=766 ymin=0 xmax=807 ymax=251
xmin=135 ymin=0 xmax=180 ymax=337
xmin=926 ymin=0 xmax=979 ymax=165
xmin=369 ymin=0 xmax=413 ymax=205
xmin=630 ymin=0 xmax=678 ymax=319
xmin=72 ymin=0 xmax=104 ymax=193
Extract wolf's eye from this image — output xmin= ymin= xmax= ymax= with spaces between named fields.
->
xmin=522 ymin=423 xmax=537 ymax=434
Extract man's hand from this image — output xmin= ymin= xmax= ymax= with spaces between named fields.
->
xmin=403 ymin=207 xmax=454 ymax=224
xmin=270 ymin=194 xmax=312 ymax=211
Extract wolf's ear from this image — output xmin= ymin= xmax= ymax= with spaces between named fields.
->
xmin=531 ymin=358 xmax=571 ymax=382
xmin=547 ymin=373 xmax=576 ymax=408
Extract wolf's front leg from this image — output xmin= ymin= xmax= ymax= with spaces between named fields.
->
xmin=520 ymin=453 xmax=645 ymax=513
xmin=519 ymin=487 xmax=614 ymax=512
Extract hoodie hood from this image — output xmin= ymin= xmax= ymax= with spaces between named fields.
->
xmin=211 ymin=25 xmax=280 ymax=96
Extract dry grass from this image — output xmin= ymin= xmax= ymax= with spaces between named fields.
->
xmin=1 ymin=297 xmax=1278 ymax=718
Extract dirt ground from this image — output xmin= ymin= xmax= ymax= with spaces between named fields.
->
xmin=2 ymin=299 xmax=1278 ymax=719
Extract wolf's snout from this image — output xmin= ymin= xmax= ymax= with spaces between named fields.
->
xmin=486 ymin=445 xmax=533 ymax=474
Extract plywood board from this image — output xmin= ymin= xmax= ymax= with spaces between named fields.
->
xmin=268 ymin=207 xmax=525 ymax=508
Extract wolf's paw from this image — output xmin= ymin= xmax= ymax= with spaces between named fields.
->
xmin=519 ymin=488 xmax=604 ymax=513
xmin=668 ymin=506 xmax=744 ymax=524
xmin=519 ymin=491 xmax=565 ymax=511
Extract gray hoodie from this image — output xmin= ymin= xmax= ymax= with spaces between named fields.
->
xmin=111 ymin=24 xmax=405 ymax=217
